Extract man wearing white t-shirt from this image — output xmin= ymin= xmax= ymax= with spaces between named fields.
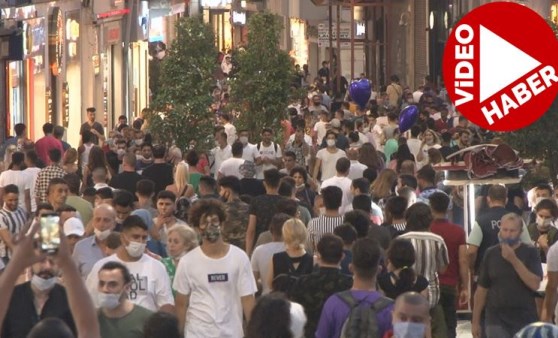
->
xmin=312 ymin=110 xmax=329 ymax=146
xmin=174 ymin=199 xmax=256 ymax=338
xmin=255 ymin=128 xmax=282 ymax=179
xmin=86 ymin=215 xmax=175 ymax=313
xmin=313 ymin=130 xmax=347 ymax=182
xmin=210 ymin=131 xmax=232 ymax=177
xmin=347 ymin=148 xmax=367 ymax=180
xmin=238 ymin=129 xmax=260 ymax=164
xmin=218 ymin=141 xmax=246 ymax=180
xmin=0 ymin=151 xmax=31 ymax=212
xmin=220 ymin=113 xmax=237 ymax=146
xmin=320 ymin=158 xmax=353 ymax=215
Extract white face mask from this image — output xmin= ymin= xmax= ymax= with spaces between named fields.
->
xmin=31 ymin=275 xmax=57 ymax=291
xmin=98 ymin=292 xmax=121 ymax=309
xmin=326 ymin=139 xmax=336 ymax=147
xmin=94 ymin=228 xmax=111 ymax=241
xmin=239 ymin=136 xmax=248 ymax=145
xmin=319 ymin=207 xmax=326 ymax=215
xmin=125 ymin=241 xmax=146 ymax=258
xmin=393 ymin=322 xmax=426 ymax=338
xmin=296 ymin=184 xmax=305 ymax=189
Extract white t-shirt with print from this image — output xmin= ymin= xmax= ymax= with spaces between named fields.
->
xmin=316 ymin=148 xmax=347 ymax=181
xmin=86 ymin=253 xmax=174 ymax=312
xmin=256 ymin=142 xmax=282 ymax=179
xmin=173 ymin=245 xmax=257 ymax=338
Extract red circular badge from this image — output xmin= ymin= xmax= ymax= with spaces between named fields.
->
xmin=442 ymin=2 xmax=558 ymax=132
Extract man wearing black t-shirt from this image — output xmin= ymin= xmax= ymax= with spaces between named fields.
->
xmin=80 ymin=107 xmax=105 ymax=145
xmin=142 ymin=145 xmax=173 ymax=195
xmin=245 ymin=169 xmax=284 ymax=256
xmin=109 ymin=152 xmax=142 ymax=195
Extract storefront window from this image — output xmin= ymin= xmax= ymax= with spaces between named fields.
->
xmin=7 ymin=61 xmax=25 ymax=135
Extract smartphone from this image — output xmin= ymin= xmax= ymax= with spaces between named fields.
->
xmin=40 ymin=213 xmax=60 ymax=254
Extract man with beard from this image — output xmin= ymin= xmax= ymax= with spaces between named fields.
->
xmin=1 ymin=255 xmax=76 ymax=337
xmin=173 ymin=199 xmax=256 ymax=337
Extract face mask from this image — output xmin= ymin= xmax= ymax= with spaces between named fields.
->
xmin=319 ymin=207 xmax=326 ymax=215
xmin=115 ymin=217 xmax=125 ymax=224
xmin=94 ymin=228 xmax=111 ymax=241
xmin=326 ymin=139 xmax=336 ymax=147
xmin=215 ymin=141 xmax=220 ymax=148
xmin=98 ymin=292 xmax=121 ymax=309
xmin=202 ymin=223 xmax=221 ymax=243
xmin=135 ymin=139 xmax=144 ymax=146
xmin=125 ymin=241 xmax=146 ymax=258
xmin=239 ymin=136 xmax=248 ymax=145
xmin=537 ymin=217 xmax=553 ymax=231
xmin=393 ymin=322 xmax=426 ymax=338
xmin=31 ymin=275 xmax=57 ymax=291
xmin=296 ymin=184 xmax=305 ymax=189
xmin=498 ymin=234 xmax=520 ymax=246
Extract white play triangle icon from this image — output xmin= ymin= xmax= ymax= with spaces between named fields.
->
xmin=480 ymin=25 xmax=542 ymax=102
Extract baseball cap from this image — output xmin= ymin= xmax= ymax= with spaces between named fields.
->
xmin=63 ymin=217 xmax=85 ymax=237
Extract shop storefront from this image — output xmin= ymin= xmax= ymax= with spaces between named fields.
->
xmin=129 ymin=0 xmax=150 ymax=118
xmin=3 ymin=12 xmax=47 ymax=140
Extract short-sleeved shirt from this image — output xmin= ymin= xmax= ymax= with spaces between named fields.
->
xmin=86 ymin=253 xmax=174 ymax=312
xmin=545 ymin=242 xmax=558 ymax=319
xmin=218 ymin=157 xmax=245 ymax=179
xmin=72 ymin=235 xmax=106 ymax=279
xmin=316 ymin=148 xmax=347 ymax=181
xmin=478 ymin=243 xmax=542 ymax=332
xmin=0 ymin=170 xmax=30 ymax=211
xmin=222 ymin=198 xmax=249 ymax=249
xmin=306 ymin=215 xmax=344 ymax=252
xmin=0 ymin=206 xmax=27 ymax=258
xmin=255 ymin=142 xmax=282 ymax=179
xmin=251 ymin=242 xmax=285 ymax=295
xmin=248 ymin=194 xmax=285 ymax=245
xmin=315 ymin=290 xmax=393 ymax=338
xmin=34 ymin=165 xmax=65 ymax=203
xmin=173 ymin=245 xmax=257 ymax=338
xmin=290 ymin=267 xmax=353 ymax=338
xmin=80 ymin=121 xmax=105 ymax=144
xmin=98 ymin=305 xmax=153 ymax=338
xmin=398 ymin=231 xmax=449 ymax=307
xmin=430 ymin=218 xmax=466 ymax=286
xmin=142 ymin=163 xmax=174 ymax=195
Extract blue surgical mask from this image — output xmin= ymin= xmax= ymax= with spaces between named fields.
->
xmin=393 ymin=322 xmax=426 ymax=338
xmin=498 ymin=235 xmax=520 ymax=246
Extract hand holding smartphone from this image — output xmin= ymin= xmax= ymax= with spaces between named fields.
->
xmin=39 ymin=213 xmax=61 ymax=254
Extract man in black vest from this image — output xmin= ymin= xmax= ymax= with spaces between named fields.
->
xmin=467 ymin=185 xmax=532 ymax=278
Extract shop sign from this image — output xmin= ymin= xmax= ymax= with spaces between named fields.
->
xmin=66 ymin=14 xmax=80 ymax=61
xmin=105 ymin=24 xmax=121 ymax=45
xmin=45 ymin=87 xmax=53 ymax=123
xmin=48 ymin=7 xmax=63 ymax=76
xmin=62 ymin=82 xmax=70 ymax=128
xmin=231 ymin=11 xmax=246 ymax=26
xmin=23 ymin=19 xmax=45 ymax=57
xmin=317 ymin=22 xmax=364 ymax=47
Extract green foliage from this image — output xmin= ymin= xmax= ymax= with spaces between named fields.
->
xmin=500 ymin=19 xmax=558 ymax=184
xmin=230 ymin=12 xmax=294 ymax=142
xmin=147 ymin=17 xmax=217 ymax=151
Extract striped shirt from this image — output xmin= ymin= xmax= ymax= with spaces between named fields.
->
xmin=307 ymin=215 xmax=344 ymax=252
xmin=0 ymin=206 xmax=27 ymax=258
xmin=398 ymin=231 xmax=449 ymax=308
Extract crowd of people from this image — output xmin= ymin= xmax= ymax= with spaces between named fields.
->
xmin=0 ymin=61 xmax=556 ymax=338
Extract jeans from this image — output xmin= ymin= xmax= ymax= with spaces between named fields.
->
xmin=439 ymin=284 xmax=457 ymax=338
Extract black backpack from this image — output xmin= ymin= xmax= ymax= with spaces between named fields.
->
xmin=338 ymin=291 xmax=393 ymax=338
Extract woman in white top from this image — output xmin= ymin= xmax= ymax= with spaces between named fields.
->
xmin=416 ymin=129 xmax=442 ymax=168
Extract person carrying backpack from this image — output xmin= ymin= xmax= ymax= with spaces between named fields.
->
xmin=316 ymin=238 xmax=393 ymax=338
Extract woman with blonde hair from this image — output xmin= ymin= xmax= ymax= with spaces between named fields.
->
xmin=417 ymin=128 xmax=442 ymax=168
xmin=370 ymin=168 xmax=398 ymax=205
xmin=161 ymin=224 xmax=199 ymax=287
xmin=166 ymin=162 xmax=195 ymax=200
xmin=267 ymin=218 xmax=314 ymax=292
xmin=62 ymin=148 xmax=79 ymax=174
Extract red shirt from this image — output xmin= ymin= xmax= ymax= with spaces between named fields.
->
xmin=34 ymin=135 xmax=64 ymax=165
xmin=430 ymin=218 xmax=466 ymax=286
